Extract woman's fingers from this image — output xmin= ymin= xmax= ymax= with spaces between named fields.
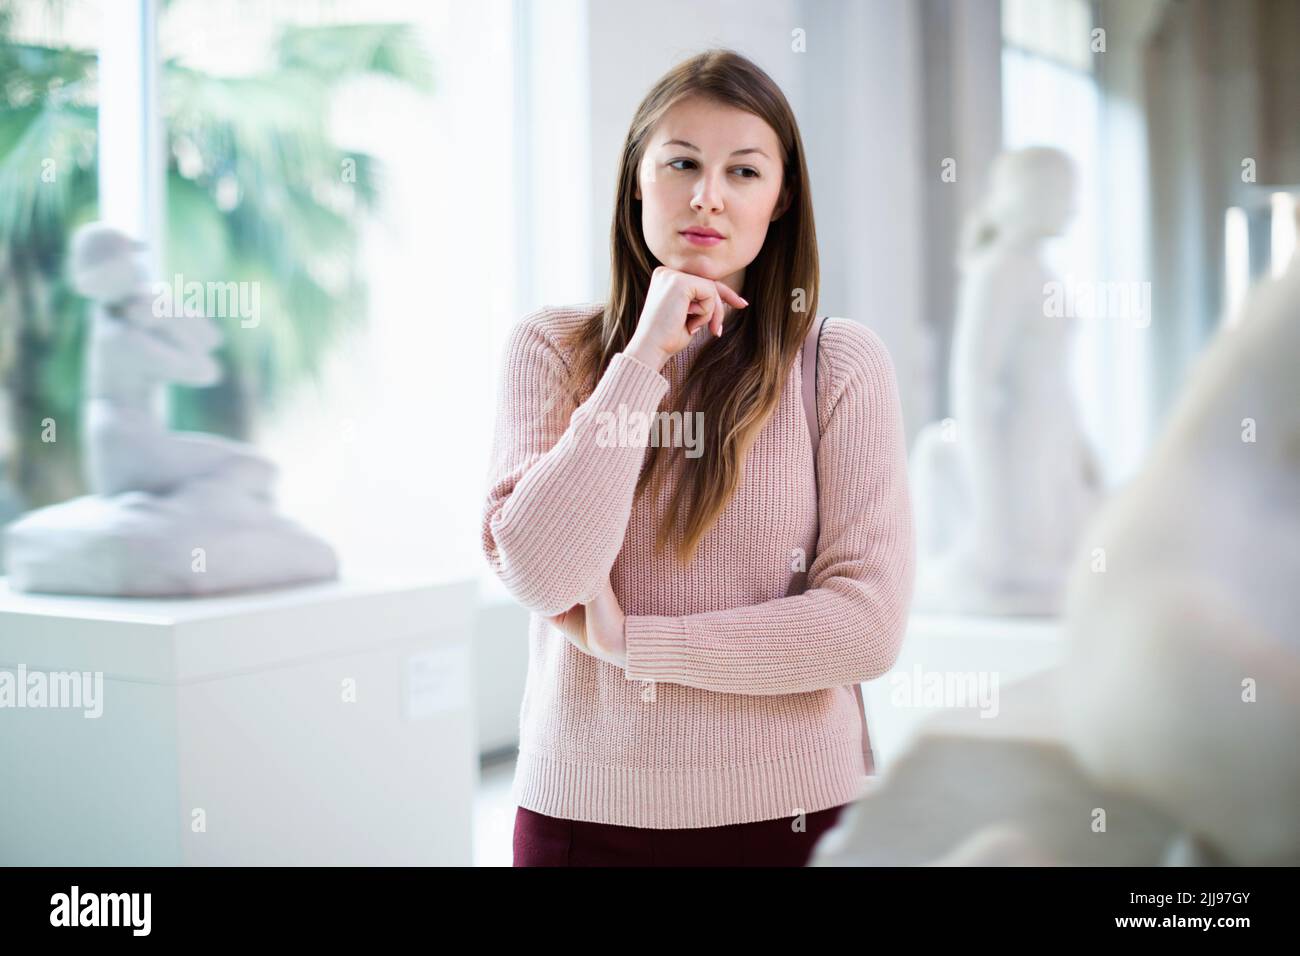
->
xmin=714 ymin=279 xmax=748 ymax=310
xmin=549 ymin=605 xmax=585 ymax=646
xmin=681 ymin=277 xmax=749 ymax=341
xmin=551 ymin=604 xmax=604 ymax=660
xmin=708 ymin=281 xmax=747 ymax=337
xmin=550 ymin=591 xmax=625 ymax=666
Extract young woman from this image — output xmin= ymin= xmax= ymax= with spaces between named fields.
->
xmin=482 ymin=48 xmax=915 ymax=866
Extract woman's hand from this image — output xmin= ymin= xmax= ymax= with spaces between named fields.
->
xmin=624 ymin=266 xmax=748 ymax=372
xmin=547 ymin=579 xmax=627 ymax=668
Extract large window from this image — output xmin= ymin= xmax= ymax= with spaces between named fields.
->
xmin=156 ymin=0 xmax=521 ymax=588
xmin=0 ymin=0 xmax=104 ymax=543
xmin=1 ymin=0 xmax=532 ymax=595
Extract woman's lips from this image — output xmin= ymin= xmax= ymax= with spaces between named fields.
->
xmin=681 ymin=231 xmax=723 ymax=246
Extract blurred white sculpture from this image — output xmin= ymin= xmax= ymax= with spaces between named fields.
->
xmin=911 ymin=147 xmax=1102 ymax=616
xmin=1059 ymin=234 xmax=1300 ymax=865
xmin=813 ymin=242 xmax=1300 ymax=866
xmin=812 ymin=728 xmax=1185 ymax=866
xmin=3 ymin=223 xmax=338 ymax=596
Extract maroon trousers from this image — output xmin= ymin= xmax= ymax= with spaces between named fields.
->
xmin=513 ymin=803 xmax=848 ymax=867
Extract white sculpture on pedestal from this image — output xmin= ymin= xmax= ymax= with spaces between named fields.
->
xmin=2 ymin=223 xmax=338 ymax=596
xmin=812 ymin=228 xmax=1300 ymax=866
xmin=911 ymin=147 xmax=1101 ymax=616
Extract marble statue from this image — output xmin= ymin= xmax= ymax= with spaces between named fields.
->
xmin=911 ymin=147 xmax=1102 ymax=616
xmin=812 ymin=232 xmax=1300 ymax=866
xmin=2 ymin=223 xmax=338 ymax=596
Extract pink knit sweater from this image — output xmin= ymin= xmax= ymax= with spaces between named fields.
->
xmin=481 ymin=302 xmax=915 ymax=828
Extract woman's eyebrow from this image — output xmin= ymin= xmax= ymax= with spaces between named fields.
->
xmin=661 ymin=138 xmax=770 ymax=159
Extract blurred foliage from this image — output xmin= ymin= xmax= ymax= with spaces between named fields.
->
xmin=0 ymin=1 xmax=433 ymax=509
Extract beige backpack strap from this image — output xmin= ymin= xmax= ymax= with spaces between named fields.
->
xmin=800 ymin=316 xmax=877 ymax=778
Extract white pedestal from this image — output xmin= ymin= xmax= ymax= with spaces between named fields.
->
xmin=861 ymin=612 xmax=1065 ymax=773
xmin=0 ymin=575 xmax=478 ymax=865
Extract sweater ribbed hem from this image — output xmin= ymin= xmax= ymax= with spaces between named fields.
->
xmin=510 ymin=737 xmax=871 ymax=829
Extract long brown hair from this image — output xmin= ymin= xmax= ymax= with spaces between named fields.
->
xmin=557 ymin=48 xmax=820 ymax=565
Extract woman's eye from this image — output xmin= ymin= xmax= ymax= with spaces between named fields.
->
xmin=668 ymin=159 xmax=759 ymax=178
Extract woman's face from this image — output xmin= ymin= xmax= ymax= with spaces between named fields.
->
xmin=635 ymin=95 xmax=787 ymax=296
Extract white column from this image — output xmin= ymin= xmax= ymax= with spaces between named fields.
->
xmin=96 ymin=0 xmax=163 ymax=268
xmin=96 ymin=0 xmax=165 ymax=422
xmin=516 ymin=0 xmax=592 ymax=309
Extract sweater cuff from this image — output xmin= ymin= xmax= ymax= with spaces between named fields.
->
xmin=622 ymin=614 xmax=689 ymax=683
xmin=576 ymin=352 xmax=669 ymax=429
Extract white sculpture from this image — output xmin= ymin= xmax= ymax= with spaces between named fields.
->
xmin=911 ymin=147 xmax=1102 ymax=616
xmin=812 ymin=238 xmax=1300 ymax=866
xmin=2 ymin=223 xmax=338 ymax=596
xmin=1059 ymin=234 xmax=1300 ymax=865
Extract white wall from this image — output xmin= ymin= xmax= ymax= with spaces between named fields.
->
xmin=798 ymin=0 xmax=928 ymax=437
xmin=915 ymin=0 xmax=1003 ymax=431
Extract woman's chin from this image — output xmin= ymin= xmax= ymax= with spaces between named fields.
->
xmin=665 ymin=254 xmax=725 ymax=280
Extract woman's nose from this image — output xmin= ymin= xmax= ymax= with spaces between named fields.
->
xmin=691 ymin=173 xmax=724 ymax=213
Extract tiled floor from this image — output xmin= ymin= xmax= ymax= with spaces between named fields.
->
xmin=473 ymin=751 xmax=518 ymax=867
